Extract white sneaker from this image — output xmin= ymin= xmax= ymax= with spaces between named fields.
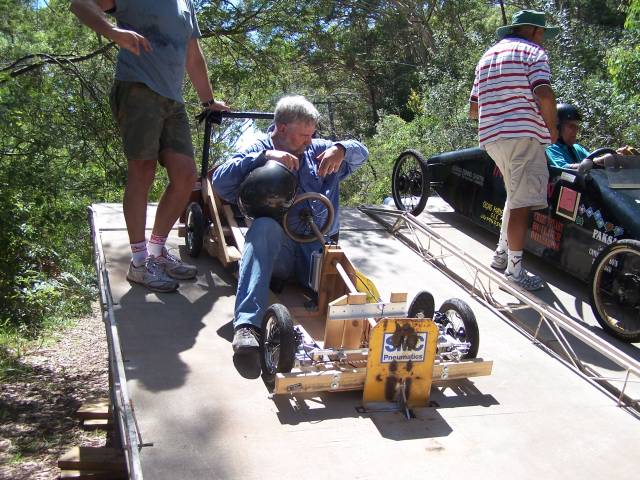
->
xmin=126 ymin=257 xmax=178 ymax=292
xmin=505 ymin=269 xmax=544 ymax=291
xmin=490 ymin=250 xmax=508 ymax=270
xmin=153 ymin=248 xmax=197 ymax=280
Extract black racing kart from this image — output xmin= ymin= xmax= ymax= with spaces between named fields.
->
xmin=391 ymin=147 xmax=640 ymax=343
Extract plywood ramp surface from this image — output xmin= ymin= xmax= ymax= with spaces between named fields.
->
xmin=92 ymin=203 xmax=640 ymax=480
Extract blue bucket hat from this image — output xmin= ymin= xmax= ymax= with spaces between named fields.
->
xmin=496 ymin=10 xmax=560 ymax=40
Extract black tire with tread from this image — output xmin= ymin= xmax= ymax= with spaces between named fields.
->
xmin=407 ymin=290 xmax=435 ymax=319
xmin=260 ymin=304 xmax=297 ymax=375
xmin=391 ymin=149 xmax=429 ymax=216
xmin=438 ymin=298 xmax=479 ymax=359
xmin=589 ymin=239 xmax=640 ymax=342
xmin=185 ymin=202 xmax=204 ymax=258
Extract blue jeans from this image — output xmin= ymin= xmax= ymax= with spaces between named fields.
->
xmin=234 ymin=217 xmax=322 ymax=330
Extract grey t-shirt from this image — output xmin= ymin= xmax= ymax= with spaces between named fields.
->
xmin=109 ymin=0 xmax=202 ymax=103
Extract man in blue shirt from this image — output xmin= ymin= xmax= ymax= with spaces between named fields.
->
xmin=212 ymin=96 xmax=368 ymax=378
xmin=546 ymin=103 xmax=591 ymax=169
xmin=71 ymin=0 xmax=229 ymax=292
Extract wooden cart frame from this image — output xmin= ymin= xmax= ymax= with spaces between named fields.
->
xmin=179 ymin=111 xmax=493 ymax=412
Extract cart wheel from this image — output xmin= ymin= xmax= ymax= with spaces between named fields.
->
xmin=260 ymin=304 xmax=297 ymax=375
xmin=391 ymin=149 xmax=429 ymax=216
xmin=185 ymin=202 xmax=204 ymax=258
xmin=589 ymin=239 xmax=640 ymax=342
xmin=283 ymin=192 xmax=335 ymax=243
xmin=438 ymin=298 xmax=479 ymax=359
xmin=407 ymin=290 xmax=435 ymax=319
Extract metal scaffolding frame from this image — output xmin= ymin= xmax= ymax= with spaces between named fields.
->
xmin=359 ymin=205 xmax=640 ymax=415
xmin=89 ymin=207 xmax=143 ymax=479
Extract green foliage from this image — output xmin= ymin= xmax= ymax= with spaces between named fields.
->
xmin=1 ymin=0 xmax=640 ymax=347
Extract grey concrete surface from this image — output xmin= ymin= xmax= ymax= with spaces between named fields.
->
xmin=93 ymin=203 xmax=640 ymax=480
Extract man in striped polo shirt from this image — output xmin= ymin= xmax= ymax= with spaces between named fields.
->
xmin=469 ymin=10 xmax=559 ymax=291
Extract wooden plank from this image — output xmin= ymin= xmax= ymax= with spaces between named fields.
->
xmin=82 ymin=419 xmax=113 ymax=431
xmin=347 ymin=292 xmax=367 ymax=305
xmin=76 ymin=400 xmax=109 ymax=420
xmin=60 ymin=470 xmax=127 ymax=479
xmin=222 ymin=204 xmax=245 ymax=253
xmin=275 ymin=367 xmax=367 ymax=394
xmin=204 ymin=180 xmax=232 ymax=265
xmin=389 ymin=292 xmax=407 ymax=303
xmin=329 ymin=294 xmax=349 ymax=306
xmin=274 ymin=359 xmax=493 ymax=394
xmin=58 ymin=447 xmax=126 ymax=472
xmin=432 ymin=359 xmax=493 ymax=382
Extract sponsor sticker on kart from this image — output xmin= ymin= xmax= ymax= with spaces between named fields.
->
xmin=381 ymin=332 xmax=428 ymax=363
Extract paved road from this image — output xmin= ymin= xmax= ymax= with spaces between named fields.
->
xmin=93 ymin=203 xmax=640 ymax=480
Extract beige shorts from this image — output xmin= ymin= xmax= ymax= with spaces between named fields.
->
xmin=485 ymin=137 xmax=548 ymax=210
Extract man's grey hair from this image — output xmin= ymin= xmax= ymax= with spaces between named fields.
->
xmin=274 ymin=95 xmax=321 ymax=125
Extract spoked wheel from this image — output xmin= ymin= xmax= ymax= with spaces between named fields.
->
xmin=437 ymin=298 xmax=479 ymax=359
xmin=407 ymin=290 xmax=435 ymax=319
xmin=185 ymin=202 xmax=205 ymax=257
xmin=283 ymin=192 xmax=335 ymax=243
xmin=589 ymin=239 xmax=640 ymax=342
xmin=260 ymin=304 xmax=297 ymax=375
xmin=391 ymin=149 xmax=429 ymax=216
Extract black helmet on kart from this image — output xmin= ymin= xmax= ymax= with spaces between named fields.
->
xmin=557 ymin=103 xmax=582 ymax=124
xmin=238 ymin=160 xmax=298 ymax=220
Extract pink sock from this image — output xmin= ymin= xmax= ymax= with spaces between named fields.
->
xmin=130 ymin=240 xmax=148 ymax=267
xmin=148 ymin=233 xmax=167 ymax=258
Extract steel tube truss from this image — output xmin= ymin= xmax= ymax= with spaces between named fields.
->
xmin=89 ymin=207 xmax=143 ymax=479
xmin=359 ymin=205 xmax=640 ymax=415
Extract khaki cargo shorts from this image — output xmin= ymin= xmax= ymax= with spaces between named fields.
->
xmin=109 ymin=81 xmax=194 ymax=162
xmin=485 ymin=137 xmax=549 ymax=211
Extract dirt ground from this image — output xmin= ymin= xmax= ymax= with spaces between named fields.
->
xmin=0 ymin=302 xmax=110 ymax=480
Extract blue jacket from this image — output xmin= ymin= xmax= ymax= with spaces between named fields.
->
xmin=546 ymin=141 xmax=590 ymax=168
xmin=211 ymin=134 xmax=368 ymax=236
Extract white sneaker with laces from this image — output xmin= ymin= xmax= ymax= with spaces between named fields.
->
xmin=126 ymin=257 xmax=178 ymax=292
xmin=490 ymin=250 xmax=508 ymax=270
xmin=154 ymin=248 xmax=197 ymax=280
xmin=505 ymin=268 xmax=544 ymax=291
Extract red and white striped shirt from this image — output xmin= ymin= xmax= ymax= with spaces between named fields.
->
xmin=470 ymin=36 xmax=552 ymax=147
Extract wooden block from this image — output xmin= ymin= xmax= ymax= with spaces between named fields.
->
xmin=329 ymin=294 xmax=349 ymax=306
xmin=274 ymin=359 xmax=493 ymax=394
xmin=222 ymin=204 xmax=245 ymax=253
xmin=275 ymin=367 xmax=367 ymax=394
xmin=389 ymin=292 xmax=407 ymax=303
xmin=60 ymin=469 xmax=127 ymax=479
xmin=58 ymin=447 xmax=125 ymax=472
xmin=432 ymin=359 xmax=493 ymax=382
xmin=347 ymin=292 xmax=367 ymax=305
xmin=82 ymin=419 xmax=113 ymax=431
xmin=76 ymin=400 xmax=110 ymax=420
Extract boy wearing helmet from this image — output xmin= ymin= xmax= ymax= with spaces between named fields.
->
xmin=546 ymin=103 xmax=591 ymax=169
xmin=212 ymin=95 xmax=368 ymax=378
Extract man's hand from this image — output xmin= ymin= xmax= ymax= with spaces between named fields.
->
xmin=206 ymin=100 xmax=230 ymax=112
xmin=265 ymin=150 xmax=299 ymax=171
xmin=110 ymin=27 xmax=152 ymax=55
xmin=316 ymin=145 xmax=345 ymax=177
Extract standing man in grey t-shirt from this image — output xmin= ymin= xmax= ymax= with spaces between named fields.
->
xmin=71 ymin=0 xmax=229 ymax=292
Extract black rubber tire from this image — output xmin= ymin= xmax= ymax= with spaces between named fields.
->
xmin=438 ymin=298 xmax=480 ymax=359
xmin=185 ymin=202 xmax=204 ymax=258
xmin=391 ymin=149 xmax=429 ymax=216
xmin=260 ymin=304 xmax=297 ymax=375
xmin=589 ymin=239 xmax=640 ymax=342
xmin=407 ymin=290 xmax=435 ymax=319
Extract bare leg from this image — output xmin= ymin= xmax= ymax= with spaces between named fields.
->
xmin=151 ymin=150 xmax=197 ymax=237
xmin=124 ymin=159 xmax=157 ymax=244
xmin=507 ymin=206 xmax=529 ymax=251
